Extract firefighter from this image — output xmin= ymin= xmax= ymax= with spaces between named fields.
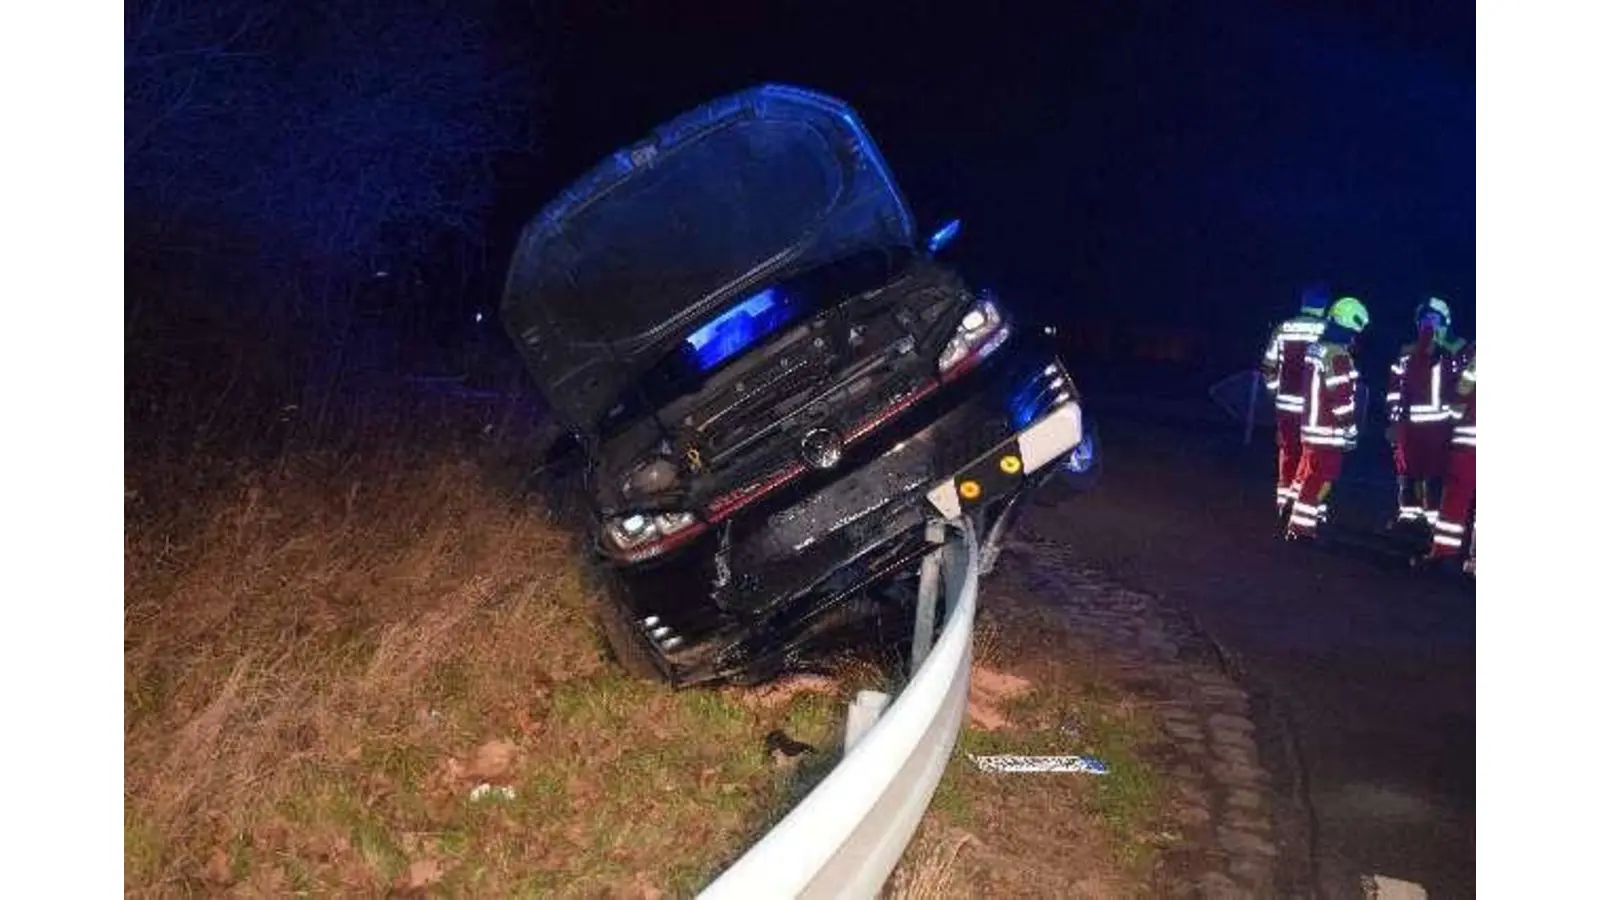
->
xmin=1415 ymin=340 xmax=1475 ymax=574
xmin=1284 ymin=296 xmax=1369 ymax=541
xmin=1385 ymin=297 xmax=1469 ymax=532
xmin=1260 ymin=283 xmax=1329 ymax=518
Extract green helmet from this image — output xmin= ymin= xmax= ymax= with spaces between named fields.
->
xmin=1328 ymin=296 xmax=1370 ymax=332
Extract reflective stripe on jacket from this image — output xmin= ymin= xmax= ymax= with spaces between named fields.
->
xmin=1301 ymin=342 xmax=1360 ymax=449
xmin=1450 ymin=343 xmax=1476 ymax=448
xmin=1261 ymin=315 xmax=1327 ymax=413
xmin=1387 ymin=335 xmax=1468 ymax=425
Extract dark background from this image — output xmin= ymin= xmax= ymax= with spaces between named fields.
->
xmin=125 ymin=0 xmax=1474 ymax=452
xmin=526 ymin=0 xmax=1473 ymax=355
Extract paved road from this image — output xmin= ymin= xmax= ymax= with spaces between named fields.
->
xmin=1028 ymin=410 xmax=1474 ymax=899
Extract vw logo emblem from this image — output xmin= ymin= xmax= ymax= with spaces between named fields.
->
xmin=800 ymin=427 xmax=843 ymax=470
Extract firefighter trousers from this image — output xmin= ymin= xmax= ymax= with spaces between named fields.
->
xmin=1428 ymin=447 xmax=1475 ymax=560
xmin=1392 ymin=422 xmax=1452 ymax=525
xmin=1285 ymin=446 xmax=1344 ymax=538
xmin=1275 ymin=411 xmax=1304 ymax=513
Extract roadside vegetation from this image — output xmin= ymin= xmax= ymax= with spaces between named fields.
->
xmin=124 ymin=2 xmax=892 ymax=892
xmin=887 ymin=606 xmax=1171 ymax=899
xmin=123 ymin=386 xmax=892 ymax=896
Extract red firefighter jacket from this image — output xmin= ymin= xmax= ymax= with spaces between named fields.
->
xmin=1387 ymin=327 xmax=1468 ymax=427
xmin=1300 ymin=341 xmax=1361 ymax=450
xmin=1261 ymin=314 xmax=1328 ymax=414
xmin=1450 ymin=342 xmax=1476 ymax=449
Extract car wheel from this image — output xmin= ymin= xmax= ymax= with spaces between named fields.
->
xmin=1057 ymin=414 xmax=1102 ymax=492
xmin=590 ymin=591 xmax=668 ymax=684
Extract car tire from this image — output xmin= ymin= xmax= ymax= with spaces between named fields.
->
xmin=590 ymin=590 xmax=668 ymax=684
xmin=1057 ymin=414 xmax=1102 ymax=493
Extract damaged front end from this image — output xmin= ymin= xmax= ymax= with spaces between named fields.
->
xmin=601 ymin=319 xmax=1084 ymax=687
xmin=500 ymin=84 xmax=1093 ymax=687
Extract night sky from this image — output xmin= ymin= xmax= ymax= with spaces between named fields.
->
xmin=509 ymin=0 xmax=1474 ymax=374
xmin=126 ymin=0 xmax=1474 ymax=394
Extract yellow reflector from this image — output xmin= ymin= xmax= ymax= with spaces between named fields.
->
xmin=959 ymin=480 xmax=982 ymax=500
xmin=999 ymin=454 xmax=1022 ymax=475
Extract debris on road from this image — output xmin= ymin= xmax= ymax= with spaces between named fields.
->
xmin=468 ymin=783 xmax=518 ymax=802
xmin=1362 ymin=874 xmax=1428 ymax=899
xmin=764 ymin=729 xmax=818 ymax=759
xmin=765 ymin=728 xmax=819 ymax=773
xmin=968 ymin=753 xmax=1110 ymax=775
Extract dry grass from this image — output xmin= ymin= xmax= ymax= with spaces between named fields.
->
xmin=124 ymin=451 xmax=859 ymax=897
xmin=885 ymin=603 xmax=1169 ymax=900
xmin=886 ymin=823 xmax=975 ymax=899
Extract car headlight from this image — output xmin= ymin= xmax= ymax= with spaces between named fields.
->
xmin=601 ymin=510 xmax=705 ymax=562
xmin=938 ymin=296 xmax=1011 ymax=377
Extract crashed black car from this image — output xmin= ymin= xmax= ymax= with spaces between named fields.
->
xmin=501 ymin=85 xmax=1097 ymax=687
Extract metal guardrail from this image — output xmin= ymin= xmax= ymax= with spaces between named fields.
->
xmin=698 ymin=515 xmax=980 ymax=900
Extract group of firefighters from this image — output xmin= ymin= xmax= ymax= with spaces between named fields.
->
xmin=1259 ymin=285 xmax=1475 ymax=575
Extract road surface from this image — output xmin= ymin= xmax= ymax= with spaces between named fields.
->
xmin=1028 ymin=407 xmax=1474 ymax=899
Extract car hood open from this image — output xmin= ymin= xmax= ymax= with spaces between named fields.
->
xmin=499 ymin=84 xmax=917 ymax=437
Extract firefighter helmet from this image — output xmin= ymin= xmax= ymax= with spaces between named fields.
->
xmin=1415 ymin=296 xmax=1452 ymax=330
xmin=1300 ymin=282 xmax=1331 ymax=317
xmin=1328 ymin=296 xmax=1370 ymax=332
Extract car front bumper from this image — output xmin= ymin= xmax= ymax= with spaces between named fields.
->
xmin=923 ymin=399 xmax=1083 ymax=520
xmin=606 ymin=335 xmax=1090 ymax=685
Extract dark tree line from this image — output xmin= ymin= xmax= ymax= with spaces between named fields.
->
xmin=126 ymin=0 xmax=542 ymax=457
xmin=127 ymin=0 xmax=535 ymax=283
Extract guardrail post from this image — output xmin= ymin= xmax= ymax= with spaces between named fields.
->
xmin=941 ymin=518 xmax=970 ymax=618
xmin=911 ymin=519 xmax=947 ymax=673
xmin=696 ymin=512 xmax=983 ymax=900
xmin=844 ymin=690 xmax=891 ymax=754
